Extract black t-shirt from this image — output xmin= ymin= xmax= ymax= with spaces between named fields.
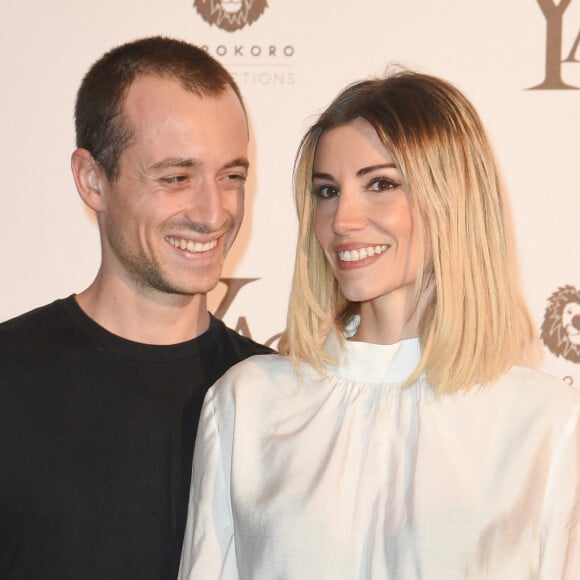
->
xmin=0 ymin=296 xmax=272 ymax=579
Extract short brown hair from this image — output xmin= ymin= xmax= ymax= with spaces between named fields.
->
xmin=75 ymin=36 xmax=245 ymax=181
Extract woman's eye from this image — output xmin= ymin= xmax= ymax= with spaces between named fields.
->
xmin=368 ymin=177 xmax=399 ymax=191
xmin=312 ymin=184 xmax=339 ymax=199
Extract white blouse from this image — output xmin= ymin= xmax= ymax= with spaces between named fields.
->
xmin=179 ymin=336 xmax=580 ymax=579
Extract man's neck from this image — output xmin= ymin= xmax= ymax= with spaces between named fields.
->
xmin=76 ymin=277 xmax=210 ymax=346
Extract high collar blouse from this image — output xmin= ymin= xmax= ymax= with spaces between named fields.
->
xmin=179 ymin=336 xmax=580 ymax=580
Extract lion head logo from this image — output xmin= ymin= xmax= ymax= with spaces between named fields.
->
xmin=193 ymin=0 xmax=268 ymax=31
xmin=541 ymin=285 xmax=580 ymax=363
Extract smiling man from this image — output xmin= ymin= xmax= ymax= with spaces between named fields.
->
xmin=0 ymin=37 xmax=271 ymax=580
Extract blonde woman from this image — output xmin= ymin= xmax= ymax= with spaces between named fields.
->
xmin=179 ymin=72 xmax=579 ymax=579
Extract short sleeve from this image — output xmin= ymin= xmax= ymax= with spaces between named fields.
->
xmin=178 ymin=391 xmax=238 ymax=580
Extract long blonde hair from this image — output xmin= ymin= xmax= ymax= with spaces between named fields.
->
xmin=278 ymin=71 xmax=535 ymax=394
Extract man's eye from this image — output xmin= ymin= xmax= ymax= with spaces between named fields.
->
xmin=219 ymin=173 xmax=247 ymax=188
xmin=312 ymin=184 xmax=339 ymax=199
xmin=368 ymin=177 xmax=399 ymax=191
xmin=161 ymin=175 xmax=188 ymax=185
xmin=226 ymin=173 xmax=247 ymax=183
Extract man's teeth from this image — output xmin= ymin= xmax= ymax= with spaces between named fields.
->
xmin=337 ymin=244 xmax=389 ymax=262
xmin=167 ymin=236 xmax=217 ymax=253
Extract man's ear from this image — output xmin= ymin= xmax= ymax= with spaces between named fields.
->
xmin=71 ymin=148 xmax=108 ymax=212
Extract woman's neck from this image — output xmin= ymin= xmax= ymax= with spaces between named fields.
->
xmin=351 ymin=287 xmax=431 ymax=345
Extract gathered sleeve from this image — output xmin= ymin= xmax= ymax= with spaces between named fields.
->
xmin=540 ymin=402 xmax=580 ymax=579
xmin=178 ymin=389 xmax=238 ymax=580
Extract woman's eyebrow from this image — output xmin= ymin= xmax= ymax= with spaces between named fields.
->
xmin=312 ymin=171 xmax=334 ymax=180
xmin=356 ymin=163 xmax=397 ymax=177
xmin=313 ymin=163 xmax=398 ymax=181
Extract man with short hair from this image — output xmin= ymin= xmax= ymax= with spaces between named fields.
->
xmin=0 ymin=36 xmax=271 ymax=579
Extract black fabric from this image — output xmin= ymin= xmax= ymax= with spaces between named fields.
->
xmin=0 ymin=296 xmax=272 ymax=579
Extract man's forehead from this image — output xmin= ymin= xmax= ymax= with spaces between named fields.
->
xmin=122 ymin=74 xmax=238 ymax=115
xmin=121 ymin=77 xmax=247 ymax=140
xmin=123 ymin=75 xmax=193 ymax=114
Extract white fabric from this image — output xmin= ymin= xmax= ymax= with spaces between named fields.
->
xmin=179 ymin=335 xmax=580 ymax=579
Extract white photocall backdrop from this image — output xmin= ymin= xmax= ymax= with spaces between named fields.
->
xmin=1 ymin=0 xmax=579 ymax=385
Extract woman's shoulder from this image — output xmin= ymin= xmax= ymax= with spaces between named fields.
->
xmin=491 ymin=365 xmax=580 ymax=423
xmin=502 ymin=365 xmax=578 ymax=399
xmin=206 ymin=352 xmax=305 ymax=403
xmin=217 ymin=351 xmax=295 ymax=383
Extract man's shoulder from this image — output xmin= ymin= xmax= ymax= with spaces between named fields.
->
xmin=0 ymin=297 xmax=72 ymax=341
xmin=195 ymin=316 xmax=274 ymax=387
xmin=208 ymin=316 xmax=274 ymax=358
xmin=0 ymin=298 xmax=78 ymax=384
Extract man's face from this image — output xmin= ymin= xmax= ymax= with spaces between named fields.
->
xmin=98 ymin=75 xmax=248 ymax=298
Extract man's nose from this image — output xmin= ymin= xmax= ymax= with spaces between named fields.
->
xmin=183 ymin=178 xmax=227 ymax=231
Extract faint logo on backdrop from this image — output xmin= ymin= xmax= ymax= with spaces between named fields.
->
xmin=529 ymin=0 xmax=580 ymax=89
xmin=193 ymin=0 xmax=268 ymax=31
xmin=541 ymin=285 xmax=580 ymax=363
xmin=214 ymin=278 xmax=282 ymax=348
xmin=192 ymin=0 xmax=295 ymax=87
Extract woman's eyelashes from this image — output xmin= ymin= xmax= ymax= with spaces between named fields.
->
xmin=312 ymin=183 xmax=339 ymax=199
xmin=312 ymin=175 xmax=400 ymax=199
xmin=367 ymin=176 xmax=400 ymax=191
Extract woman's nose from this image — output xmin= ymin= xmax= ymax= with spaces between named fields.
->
xmin=332 ymin=191 xmax=367 ymax=236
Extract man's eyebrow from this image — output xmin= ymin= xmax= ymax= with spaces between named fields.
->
xmin=148 ymin=157 xmax=201 ymax=171
xmin=223 ymin=157 xmax=250 ymax=170
xmin=148 ymin=157 xmax=250 ymax=172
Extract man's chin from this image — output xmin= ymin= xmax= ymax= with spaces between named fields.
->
xmin=162 ymin=274 xmax=223 ymax=298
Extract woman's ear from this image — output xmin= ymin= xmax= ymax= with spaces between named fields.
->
xmin=71 ymin=148 xmax=108 ymax=212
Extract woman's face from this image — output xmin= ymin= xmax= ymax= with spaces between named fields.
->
xmin=312 ymin=118 xmax=423 ymax=309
